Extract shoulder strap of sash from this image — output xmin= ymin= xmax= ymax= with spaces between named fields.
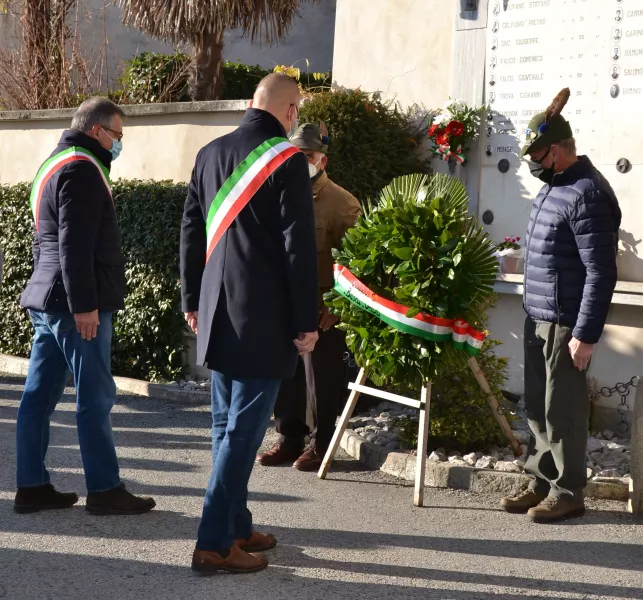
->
xmin=205 ymin=137 xmax=300 ymax=262
xmin=30 ymin=147 xmax=111 ymax=230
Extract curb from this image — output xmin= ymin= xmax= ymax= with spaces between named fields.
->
xmin=0 ymin=352 xmax=630 ymax=502
xmin=0 ymin=353 xmax=210 ymax=405
xmin=338 ymin=429 xmax=629 ymax=502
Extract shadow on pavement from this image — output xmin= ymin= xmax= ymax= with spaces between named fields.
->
xmin=1 ymin=545 xmax=642 ymax=600
xmin=0 ymin=499 xmax=641 ymax=573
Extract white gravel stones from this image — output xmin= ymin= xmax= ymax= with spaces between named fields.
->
xmin=463 ymin=452 xmax=478 ymax=466
xmin=603 ymin=429 xmax=615 ymax=440
xmin=494 ymin=460 xmax=522 ymax=473
xmin=475 ymin=456 xmax=497 ymax=469
xmin=346 ymin=401 xmax=631 ymax=479
xmin=586 ymin=437 xmax=604 ymax=453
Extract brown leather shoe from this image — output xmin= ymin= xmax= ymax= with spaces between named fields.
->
xmin=257 ymin=443 xmax=303 ymax=467
xmin=293 ymin=446 xmax=324 ymax=472
xmin=527 ymin=495 xmax=586 ymax=523
xmin=191 ymin=545 xmax=268 ymax=575
xmin=235 ymin=530 xmax=277 ymax=552
xmin=500 ymin=489 xmax=547 ymax=514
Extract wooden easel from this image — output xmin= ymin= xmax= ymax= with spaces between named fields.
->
xmin=318 ymin=357 xmax=522 ymax=507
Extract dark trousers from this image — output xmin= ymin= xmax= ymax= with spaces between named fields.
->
xmin=523 ymin=316 xmax=590 ymax=501
xmin=16 ymin=310 xmax=121 ymax=493
xmin=197 ymin=371 xmax=280 ymax=552
xmin=274 ymin=327 xmax=346 ymax=453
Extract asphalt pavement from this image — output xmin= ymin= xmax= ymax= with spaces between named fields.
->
xmin=1 ymin=375 xmax=642 ymax=600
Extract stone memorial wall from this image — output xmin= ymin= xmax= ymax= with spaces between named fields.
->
xmin=480 ymin=0 xmax=643 ymax=281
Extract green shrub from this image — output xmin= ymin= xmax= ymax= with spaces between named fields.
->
xmin=221 ymin=61 xmax=271 ymax=100
xmin=0 ymin=184 xmax=37 ymax=356
xmin=394 ymin=337 xmax=510 ymax=452
xmin=298 ymin=89 xmax=430 ymax=204
xmin=111 ymin=180 xmax=187 ymax=382
xmin=119 ymin=53 xmax=332 ymax=103
xmin=0 ymin=180 xmax=188 ymax=382
xmin=120 ymin=52 xmax=191 ymax=104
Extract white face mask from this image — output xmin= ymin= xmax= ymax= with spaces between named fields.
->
xmin=308 ymin=159 xmax=322 ymax=179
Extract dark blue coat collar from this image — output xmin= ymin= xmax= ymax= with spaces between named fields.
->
xmin=57 ymin=129 xmax=113 ymax=170
xmin=552 ymin=155 xmax=593 ymax=186
xmin=240 ymin=108 xmax=288 ymax=138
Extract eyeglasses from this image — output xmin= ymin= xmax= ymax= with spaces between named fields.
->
xmin=102 ymin=126 xmax=123 ymax=142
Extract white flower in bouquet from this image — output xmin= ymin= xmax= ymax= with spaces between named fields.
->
xmin=433 ymin=111 xmax=449 ymax=126
xmin=450 ymin=99 xmax=467 ymax=113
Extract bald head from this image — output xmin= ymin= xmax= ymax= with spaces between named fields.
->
xmin=251 ymin=73 xmax=301 ymax=135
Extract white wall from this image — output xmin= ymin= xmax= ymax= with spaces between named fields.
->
xmin=488 ymin=294 xmax=643 ymax=429
xmin=332 ymin=0 xmax=455 ymax=108
xmin=0 ymin=102 xmax=247 ymax=185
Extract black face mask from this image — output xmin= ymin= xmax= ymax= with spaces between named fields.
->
xmin=528 ymin=147 xmax=555 ymax=184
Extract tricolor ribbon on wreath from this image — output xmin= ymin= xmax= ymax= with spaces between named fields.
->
xmin=333 ymin=264 xmax=485 ymax=356
xmin=434 ymin=144 xmax=466 ymax=165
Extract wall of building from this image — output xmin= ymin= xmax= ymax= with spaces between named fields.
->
xmin=332 ymin=0 xmax=456 ymax=108
xmin=82 ymin=0 xmax=337 ymax=79
xmin=488 ymin=294 xmax=643 ymax=430
xmin=0 ymin=101 xmax=247 ymax=184
xmin=1 ymin=1 xmax=336 ymax=91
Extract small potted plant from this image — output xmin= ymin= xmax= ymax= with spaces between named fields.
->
xmin=495 ymin=236 xmax=524 ymax=274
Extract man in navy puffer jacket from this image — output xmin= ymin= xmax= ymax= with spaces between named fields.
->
xmin=500 ymin=89 xmax=621 ymax=523
xmin=14 ymin=98 xmax=155 ymax=517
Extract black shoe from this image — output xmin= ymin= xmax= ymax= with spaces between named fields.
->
xmin=86 ymin=484 xmax=156 ymax=516
xmin=14 ymin=484 xmax=79 ymax=514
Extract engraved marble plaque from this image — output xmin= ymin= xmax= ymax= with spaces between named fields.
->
xmin=480 ymin=0 xmax=643 ymax=281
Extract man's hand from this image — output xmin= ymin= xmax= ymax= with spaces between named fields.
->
xmin=294 ymin=331 xmax=319 ymax=355
xmin=568 ymin=337 xmax=594 ymax=371
xmin=319 ymin=306 xmax=339 ymax=332
xmin=74 ymin=310 xmax=100 ymax=341
xmin=184 ymin=311 xmax=198 ymax=334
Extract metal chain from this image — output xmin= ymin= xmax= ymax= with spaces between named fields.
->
xmin=599 ymin=376 xmax=639 ymax=435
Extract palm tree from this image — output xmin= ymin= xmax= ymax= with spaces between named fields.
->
xmin=117 ymin=0 xmax=317 ymax=101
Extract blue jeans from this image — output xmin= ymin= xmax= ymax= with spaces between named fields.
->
xmin=16 ymin=310 xmax=121 ymax=493
xmin=197 ymin=372 xmax=281 ymax=552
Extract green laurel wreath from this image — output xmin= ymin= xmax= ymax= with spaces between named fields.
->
xmin=326 ymin=173 xmax=498 ymax=390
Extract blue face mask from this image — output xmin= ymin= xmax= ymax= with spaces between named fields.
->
xmin=109 ymin=138 xmax=123 ymax=161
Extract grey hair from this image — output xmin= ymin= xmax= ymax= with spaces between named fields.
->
xmin=71 ymin=97 xmax=125 ymax=133
xmin=559 ymin=137 xmax=577 ymax=154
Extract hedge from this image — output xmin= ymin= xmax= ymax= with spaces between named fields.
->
xmin=119 ymin=53 xmax=332 ymax=104
xmin=299 ymin=89 xmax=430 ymax=204
xmin=0 ymin=180 xmax=187 ymax=382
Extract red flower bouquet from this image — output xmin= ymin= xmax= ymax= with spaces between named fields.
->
xmin=427 ymin=100 xmax=485 ymax=166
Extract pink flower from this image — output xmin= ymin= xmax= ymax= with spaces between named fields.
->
xmin=505 ymin=237 xmax=511 ymax=242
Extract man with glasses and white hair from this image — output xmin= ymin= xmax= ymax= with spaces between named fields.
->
xmin=14 ymin=97 xmax=155 ymax=517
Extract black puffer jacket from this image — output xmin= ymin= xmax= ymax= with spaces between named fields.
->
xmin=524 ymin=156 xmax=621 ymax=344
xmin=20 ymin=130 xmax=126 ymax=314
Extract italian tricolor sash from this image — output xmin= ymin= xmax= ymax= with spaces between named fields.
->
xmin=206 ymin=137 xmax=300 ymax=262
xmin=333 ymin=264 xmax=486 ymax=355
xmin=30 ymin=147 xmax=111 ymax=230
